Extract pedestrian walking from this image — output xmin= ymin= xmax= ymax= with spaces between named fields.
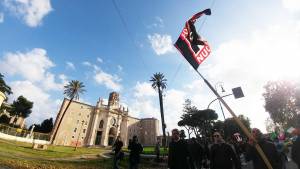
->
xmin=112 ymin=136 xmax=124 ymax=169
xmin=128 ymin=135 xmax=143 ymax=169
xmin=168 ymin=128 xmax=190 ymax=169
xmin=246 ymin=128 xmax=281 ymax=169
xmin=210 ymin=131 xmax=241 ymax=169
xmin=291 ymin=128 xmax=300 ymax=169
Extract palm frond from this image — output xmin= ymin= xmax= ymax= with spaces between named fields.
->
xmin=64 ymin=80 xmax=86 ymax=100
xmin=150 ymin=72 xmax=167 ymax=91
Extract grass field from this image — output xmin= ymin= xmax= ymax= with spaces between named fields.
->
xmin=0 ymin=139 xmax=165 ymax=169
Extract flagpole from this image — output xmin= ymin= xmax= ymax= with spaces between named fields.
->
xmin=195 ymin=69 xmax=273 ymax=169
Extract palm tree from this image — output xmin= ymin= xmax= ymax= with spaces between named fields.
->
xmin=51 ymin=80 xmax=85 ymax=144
xmin=150 ymin=72 xmax=167 ymax=147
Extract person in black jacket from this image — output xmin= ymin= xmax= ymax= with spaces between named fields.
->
xmin=168 ymin=128 xmax=190 ymax=169
xmin=246 ymin=128 xmax=282 ymax=169
xmin=292 ymin=128 xmax=300 ymax=169
xmin=188 ymin=138 xmax=203 ymax=169
xmin=128 ymin=135 xmax=143 ymax=169
xmin=112 ymin=136 xmax=123 ymax=169
xmin=210 ymin=131 xmax=241 ymax=169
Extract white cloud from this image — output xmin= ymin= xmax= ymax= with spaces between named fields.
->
xmin=58 ymin=74 xmax=68 ymax=84
xmin=117 ymin=65 xmax=123 ymax=72
xmin=148 ymin=33 xmax=175 ymax=55
xmin=82 ymin=60 xmax=122 ymax=91
xmin=9 ymin=81 xmax=60 ymax=124
xmin=94 ymin=70 xmax=122 ymax=91
xmin=66 ymin=61 xmax=75 ymax=70
xmin=82 ymin=61 xmax=92 ymax=67
xmin=0 ymin=48 xmax=66 ymax=92
xmin=133 ymin=81 xmax=156 ymax=98
xmin=282 ymin=0 xmax=300 ymax=12
xmin=163 ymin=89 xmax=186 ymax=131
xmin=0 ymin=48 xmax=67 ymax=124
xmin=129 ymin=99 xmax=160 ymax=120
xmin=3 ymin=0 xmax=52 ymax=27
xmin=97 ymin=57 xmax=103 ymax=63
xmin=0 ymin=48 xmax=54 ymax=82
xmin=0 ymin=12 xmax=4 ymax=23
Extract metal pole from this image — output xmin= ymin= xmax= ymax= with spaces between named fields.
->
xmin=195 ymin=70 xmax=273 ymax=169
xmin=215 ymin=83 xmax=226 ymax=120
xmin=207 ymin=94 xmax=233 ymax=109
xmin=217 ymin=99 xmax=226 ymax=120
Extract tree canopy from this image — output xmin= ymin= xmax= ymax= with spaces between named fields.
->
xmin=223 ymin=115 xmax=251 ymax=139
xmin=10 ymin=95 xmax=33 ymax=118
xmin=263 ymin=80 xmax=300 ymax=129
xmin=178 ymin=99 xmax=218 ymax=137
xmin=29 ymin=118 xmax=53 ymax=133
xmin=0 ymin=73 xmax=12 ymax=96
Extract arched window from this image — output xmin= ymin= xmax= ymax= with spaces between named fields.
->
xmin=99 ymin=120 xmax=104 ymax=128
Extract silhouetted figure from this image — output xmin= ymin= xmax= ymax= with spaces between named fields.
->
xmin=154 ymin=139 xmax=160 ymax=162
xmin=210 ymin=132 xmax=241 ymax=169
xmin=246 ymin=128 xmax=281 ymax=169
xmin=292 ymin=128 xmax=300 ymax=169
xmin=168 ymin=129 xmax=189 ymax=169
xmin=113 ymin=136 xmax=123 ymax=169
xmin=188 ymin=138 xmax=203 ymax=169
xmin=128 ymin=135 xmax=143 ymax=169
xmin=202 ymin=139 xmax=210 ymax=169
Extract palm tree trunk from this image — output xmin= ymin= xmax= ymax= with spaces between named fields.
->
xmin=50 ymin=98 xmax=73 ymax=144
xmin=158 ymin=87 xmax=166 ymax=147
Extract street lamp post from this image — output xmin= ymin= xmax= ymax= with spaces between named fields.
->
xmin=74 ymin=120 xmax=84 ymax=151
xmin=215 ymin=82 xmax=226 ymax=120
xmin=207 ymin=83 xmax=245 ymax=120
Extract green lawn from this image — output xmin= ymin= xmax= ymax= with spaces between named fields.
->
xmin=0 ymin=139 xmax=165 ymax=169
xmin=0 ymin=139 xmax=103 ymax=158
xmin=142 ymin=147 xmax=168 ymax=155
xmin=123 ymin=146 xmax=168 ymax=156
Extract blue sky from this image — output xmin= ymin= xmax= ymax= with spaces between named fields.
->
xmin=1 ymin=0 xmax=300 ymax=133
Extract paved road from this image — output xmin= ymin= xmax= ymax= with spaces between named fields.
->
xmin=242 ymin=160 xmax=298 ymax=169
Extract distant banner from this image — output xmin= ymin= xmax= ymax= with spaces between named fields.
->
xmin=174 ymin=9 xmax=212 ymax=70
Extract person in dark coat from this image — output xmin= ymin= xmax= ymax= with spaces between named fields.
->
xmin=210 ymin=131 xmax=241 ymax=169
xmin=128 ymin=135 xmax=143 ymax=169
xmin=168 ymin=128 xmax=190 ymax=169
xmin=292 ymin=128 xmax=300 ymax=169
xmin=112 ymin=136 xmax=123 ymax=169
xmin=246 ymin=128 xmax=282 ymax=169
xmin=188 ymin=138 xmax=203 ymax=169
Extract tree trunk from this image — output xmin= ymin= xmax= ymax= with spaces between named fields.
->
xmin=50 ymin=98 xmax=73 ymax=144
xmin=158 ymin=87 xmax=166 ymax=147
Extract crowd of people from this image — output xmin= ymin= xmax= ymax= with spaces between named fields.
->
xmin=168 ymin=128 xmax=300 ymax=169
xmin=111 ymin=127 xmax=300 ymax=169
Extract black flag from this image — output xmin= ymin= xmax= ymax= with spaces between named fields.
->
xmin=174 ymin=9 xmax=212 ymax=70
